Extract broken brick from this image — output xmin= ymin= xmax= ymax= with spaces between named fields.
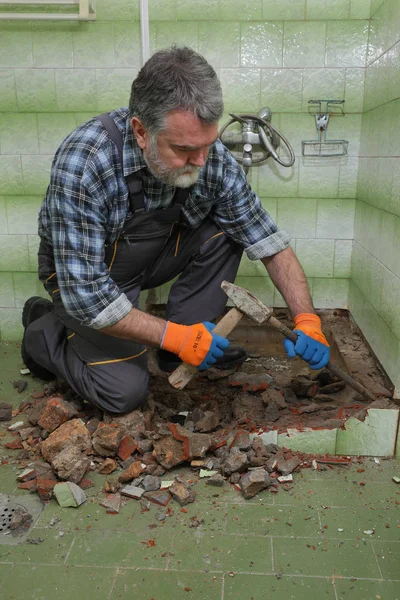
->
xmin=229 ymin=430 xmax=251 ymax=451
xmin=0 ymin=402 xmax=12 ymax=422
xmin=17 ymin=479 xmax=37 ymax=491
xmin=41 ymin=419 xmax=91 ymax=463
xmin=51 ymin=446 xmax=90 ymax=484
xmin=240 ymin=469 xmax=272 ymax=499
xmin=99 ymin=458 xmax=117 ymax=475
xmin=118 ymin=461 xmax=144 ymax=483
xmin=222 ymin=448 xmax=248 ymax=476
xmin=104 ymin=477 xmax=121 ymax=494
xmin=169 ymin=478 xmax=196 ymax=506
xmin=145 ymin=489 xmax=171 ymax=506
xmin=228 ymin=372 xmax=273 ymax=393
xmin=99 ymin=493 xmax=121 ymax=514
xmin=38 ymin=397 xmax=78 ymax=432
xmin=117 ymin=434 xmax=138 ymax=461
xmin=4 ymin=439 xmax=23 ymax=450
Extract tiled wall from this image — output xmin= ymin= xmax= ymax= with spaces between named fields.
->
xmin=0 ymin=0 xmax=369 ymax=340
xmin=350 ymin=0 xmax=400 ymax=391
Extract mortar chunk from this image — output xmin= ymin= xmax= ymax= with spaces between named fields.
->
xmin=169 ymin=478 xmax=196 ymax=506
xmin=222 ymin=448 xmax=248 ymax=475
xmin=240 ymin=469 xmax=272 ymax=499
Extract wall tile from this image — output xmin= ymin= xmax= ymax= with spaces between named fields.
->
xmin=0 ymin=156 xmax=24 ymax=195
xmin=6 ymin=196 xmax=42 ymax=235
xmin=350 ymin=0 xmax=372 ymax=19
xmin=55 ymin=69 xmax=97 ymax=111
xmin=301 ymin=69 xmax=346 ymax=112
xmin=317 ymin=199 xmax=355 ymax=239
xmin=334 ymin=239 xmax=353 ymax=277
xmin=15 ymin=69 xmax=57 ymax=112
xmin=296 ymin=239 xmax=335 ymax=277
xmin=0 ymin=114 xmax=38 ymax=155
xmin=336 ymin=408 xmax=399 ymax=456
xmin=220 ymin=0 xmax=262 ymax=20
xmin=240 ymin=23 xmax=283 ymax=68
xmin=21 ymin=155 xmax=53 ymax=196
xmin=326 ymin=21 xmax=369 ymax=67
xmin=312 ymin=278 xmax=349 ymax=307
xmin=344 ymin=69 xmax=365 ymax=113
xmin=261 ymin=69 xmax=303 ymax=113
xmin=234 ymin=276 xmax=275 ymax=307
xmin=153 ymin=21 xmax=199 ymax=53
xmin=306 ymin=0 xmax=350 ymax=20
xmin=299 ymin=160 xmax=339 ymax=198
xmin=237 ymin=254 xmax=268 ymax=277
xmin=278 ymin=428 xmax=337 ymax=454
xmin=277 ymin=198 xmax=317 ymax=238
xmin=219 ymin=69 xmax=260 ymax=112
xmin=283 ymin=22 xmax=326 ymax=68
xmin=0 ymin=197 xmax=7 ymax=234
xmin=258 ymin=161 xmax=299 ymax=197
xmin=380 ymin=267 xmax=400 ymax=340
xmin=96 ymin=0 xmax=136 ymax=21
xmin=339 ymin=157 xmax=359 ymax=198
xmin=0 ymin=23 xmax=32 ymax=68
xmin=37 ymin=113 xmax=76 ymax=155
xmin=114 ymin=22 xmax=142 ymax=68
xmin=198 ymin=23 xmax=240 ymax=69
xmin=390 ymin=159 xmax=400 ymax=217
xmin=262 ymin=0 xmax=305 ymax=20
xmin=0 ymin=308 xmax=23 ymax=341
xmin=0 ymin=273 xmax=14 ymax=308
xmin=0 ymin=235 xmax=29 ymax=271
xmin=0 ymin=69 xmax=17 ymax=112
xmin=73 ymin=23 xmax=115 ymax=68
xmin=278 ymin=113 xmax=310 ymax=156
xmin=13 ymin=272 xmax=47 ymax=308
xmin=31 ymin=22 xmax=74 ymax=68
xmin=177 ymin=0 xmax=220 ymax=20
xmin=96 ymin=68 xmax=137 ymax=112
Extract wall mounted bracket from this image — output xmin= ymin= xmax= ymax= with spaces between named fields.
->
xmin=302 ymin=100 xmax=349 ymax=157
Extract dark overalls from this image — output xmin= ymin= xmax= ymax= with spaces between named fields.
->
xmin=25 ymin=114 xmax=243 ymax=414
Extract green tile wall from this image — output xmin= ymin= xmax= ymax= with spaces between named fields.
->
xmin=0 ymin=0 xmax=372 ymax=342
xmin=350 ymin=0 xmax=400 ymax=391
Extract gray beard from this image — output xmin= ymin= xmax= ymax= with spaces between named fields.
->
xmin=144 ymin=140 xmax=201 ymax=188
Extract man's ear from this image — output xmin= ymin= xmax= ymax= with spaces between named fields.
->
xmin=131 ymin=117 xmax=150 ymax=150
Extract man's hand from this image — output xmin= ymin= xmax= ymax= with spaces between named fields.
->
xmin=161 ymin=321 xmax=229 ymax=370
xmin=283 ymin=313 xmax=330 ymax=370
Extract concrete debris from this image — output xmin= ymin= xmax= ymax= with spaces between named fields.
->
xmin=145 ymin=490 xmax=171 ymax=506
xmin=0 ymin=402 xmax=13 ymax=422
xmin=19 ymin=426 xmax=41 ymax=440
xmin=118 ymin=461 xmax=144 ymax=483
xmin=190 ymin=404 xmax=220 ymax=432
xmin=206 ymin=473 xmax=224 ymax=487
xmin=142 ymin=475 xmax=161 ymax=492
xmin=240 ymin=469 xmax=272 ymax=499
xmin=41 ymin=419 xmax=91 ymax=463
xmin=12 ymin=379 xmax=28 ymax=393
xmin=230 ymin=430 xmax=251 ymax=451
xmin=169 ymin=477 xmax=196 ymax=506
xmin=264 ymin=400 xmax=280 ymax=422
xmin=10 ymin=506 xmax=32 ymax=530
xmin=283 ymin=387 xmax=298 ymax=404
xmin=152 ymin=435 xmax=184 ymax=470
xmin=54 ymin=482 xmax=87 ymax=508
xmin=232 ymin=393 xmax=264 ymax=423
xmin=104 ymin=477 xmax=121 ymax=494
xmin=92 ymin=423 xmax=123 ymax=457
xmin=222 ymin=448 xmax=248 ymax=475
xmin=103 ymin=409 xmax=146 ymax=437
xmin=51 ymin=446 xmax=90 ymax=484
xmin=277 ymin=457 xmax=301 ymax=476
xmin=99 ymin=493 xmax=121 ymax=514
xmin=228 ymin=372 xmax=274 ymax=393
xmin=99 ymin=458 xmax=117 ymax=475
xmin=261 ymin=387 xmax=287 ymax=408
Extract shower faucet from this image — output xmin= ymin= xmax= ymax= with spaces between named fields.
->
xmin=219 ymin=107 xmax=295 ymax=172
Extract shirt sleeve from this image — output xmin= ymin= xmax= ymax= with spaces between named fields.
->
xmin=46 ymin=164 xmax=132 ymax=328
xmin=211 ymin=146 xmax=291 ymax=260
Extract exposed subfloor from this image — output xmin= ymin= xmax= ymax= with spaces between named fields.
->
xmin=0 ymin=312 xmax=399 ymax=599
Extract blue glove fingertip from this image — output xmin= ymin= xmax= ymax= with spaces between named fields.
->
xmin=284 ymin=338 xmax=296 ymax=358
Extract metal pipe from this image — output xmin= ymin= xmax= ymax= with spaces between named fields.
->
xmin=0 ymin=0 xmax=78 ymax=4
xmin=139 ymin=0 xmax=150 ymax=65
xmin=0 ymin=12 xmax=79 ymax=18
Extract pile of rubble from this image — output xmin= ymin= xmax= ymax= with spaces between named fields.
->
xmin=0 ymin=362 xmax=393 ymax=513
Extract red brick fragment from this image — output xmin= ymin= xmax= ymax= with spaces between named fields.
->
xmin=4 ymin=439 xmax=23 ymax=450
xmin=117 ymin=434 xmax=137 ymax=461
xmin=118 ymin=461 xmax=144 ymax=483
xmin=38 ymin=397 xmax=78 ymax=432
xmin=18 ymin=479 xmax=37 ymax=491
xmin=99 ymin=458 xmax=117 ymax=475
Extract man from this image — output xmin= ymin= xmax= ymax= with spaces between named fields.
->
xmin=22 ymin=46 xmax=330 ymax=414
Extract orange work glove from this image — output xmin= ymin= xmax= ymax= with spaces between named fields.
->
xmin=161 ymin=321 xmax=229 ymax=370
xmin=283 ymin=313 xmax=330 ymax=370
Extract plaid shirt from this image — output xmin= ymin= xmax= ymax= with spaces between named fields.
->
xmin=39 ymin=108 xmax=290 ymax=328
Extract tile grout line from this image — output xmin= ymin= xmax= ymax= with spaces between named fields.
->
xmin=370 ymin=540 xmax=384 ymax=580
xmin=270 ymin=537 xmax=275 ymax=573
xmin=63 ymin=533 xmax=76 ymax=565
xmin=332 ymin=575 xmax=339 ymax=600
xmin=107 ymin=567 xmax=119 ymax=600
xmin=220 ymin=572 xmax=225 ymax=600
xmin=165 ymin=530 xmax=176 ymax=570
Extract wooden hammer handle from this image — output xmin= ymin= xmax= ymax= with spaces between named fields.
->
xmin=168 ymin=308 xmax=244 ymax=390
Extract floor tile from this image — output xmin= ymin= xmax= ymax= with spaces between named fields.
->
xmin=319 ymin=506 xmax=400 ymax=541
xmin=224 ymin=573 xmax=336 ymax=599
xmin=0 ymin=528 xmax=75 ymax=564
xmin=0 ymin=464 xmax=20 ymax=494
xmin=1 ymin=564 xmax=114 ymax=600
xmin=170 ymin=531 xmax=272 ymax=573
xmin=373 ymin=541 xmax=400 ymax=580
xmin=358 ymin=483 xmax=400 ymax=509
xmin=113 ymin=569 xmax=223 ymax=599
xmin=335 ymin=578 xmax=400 ymax=599
xmin=225 ymin=504 xmax=321 ymax=538
xmin=272 ymin=537 xmax=381 ymax=579
xmin=66 ymin=528 xmax=171 ymax=568
xmin=272 ymin=478 xmax=366 ymax=508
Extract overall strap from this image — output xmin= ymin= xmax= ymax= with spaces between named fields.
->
xmin=173 ymin=187 xmax=191 ymax=206
xmin=97 ymin=113 xmax=145 ymax=213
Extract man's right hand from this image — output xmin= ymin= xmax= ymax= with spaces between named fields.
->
xmin=161 ymin=321 xmax=229 ymax=370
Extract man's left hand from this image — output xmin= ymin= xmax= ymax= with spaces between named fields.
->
xmin=283 ymin=313 xmax=330 ymax=370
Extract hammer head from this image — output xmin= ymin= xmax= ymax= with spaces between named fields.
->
xmin=221 ymin=280 xmax=273 ymax=324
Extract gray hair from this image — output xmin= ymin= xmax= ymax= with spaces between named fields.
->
xmin=129 ymin=46 xmax=224 ymax=134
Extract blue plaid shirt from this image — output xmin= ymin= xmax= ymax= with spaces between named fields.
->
xmin=39 ymin=108 xmax=290 ymax=328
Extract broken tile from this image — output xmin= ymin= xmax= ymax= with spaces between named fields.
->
xmin=99 ymin=493 xmax=121 ymax=514
xmin=278 ymin=427 xmax=337 ymax=454
xmin=54 ymin=482 xmax=87 ymax=508
xmin=336 ymin=409 xmax=399 ymax=457
xmin=120 ymin=485 xmax=145 ymax=499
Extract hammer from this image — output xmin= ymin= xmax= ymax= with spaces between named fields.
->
xmin=168 ymin=281 xmax=378 ymax=403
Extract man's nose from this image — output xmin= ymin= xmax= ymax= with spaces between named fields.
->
xmin=188 ymin=148 xmax=207 ymax=167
